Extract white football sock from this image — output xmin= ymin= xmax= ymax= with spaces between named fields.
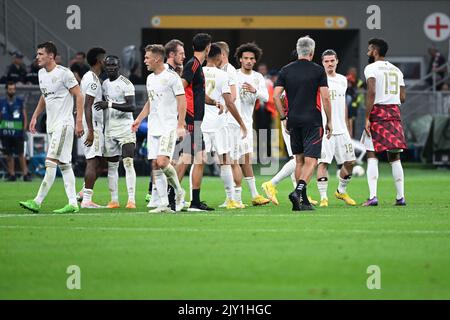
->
xmin=271 ymin=158 xmax=296 ymax=186
xmin=367 ymin=158 xmax=378 ymax=199
xmin=338 ymin=176 xmax=352 ymax=194
xmin=244 ymin=176 xmax=259 ymax=198
xmin=108 ymin=161 xmax=119 ymax=202
xmin=154 ymin=169 xmax=169 ymax=206
xmin=78 ymin=182 xmax=85 ymax=196
xmin=59 ymin=163 xmax=77 ymax=206
xmin=189 ymin=164 xmax=194 ymax=202
xmin=82 ymin=188 xmax=93 ymax=203
xmin=34 ymin=160 xmax=57 ymax=205
xmin=220 ymin=165 xmax=235 ymax=200
xmin=123 ymin=157 xmax=136 ymax=203
xmin=317 ymin=178 xmax=328 ymax=200
xmin=162 ymin=164 xmax=182 ymax=194
xmin=234 ymin=186 xmax=242 ymax=203
xmin=390 ymin=160 xmax=404 ymax=200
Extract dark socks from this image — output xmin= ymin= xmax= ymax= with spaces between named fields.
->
xmin=295 ymin=180 xmax=309 ymax=204
xmin=192 ymin=189 xmax=201 ymax=204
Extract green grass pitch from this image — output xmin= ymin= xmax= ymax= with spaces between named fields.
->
xmin=0 ymin=163 xmax=449 ymax=299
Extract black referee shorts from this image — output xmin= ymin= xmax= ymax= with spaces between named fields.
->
xmin=175 ymin=122 xmax=205 ymax=157
xmin=290 ymin=126 xmax=323 ymax=158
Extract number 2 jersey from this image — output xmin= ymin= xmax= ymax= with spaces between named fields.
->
xmin=102 ymin=75 xmax=135 ymax=137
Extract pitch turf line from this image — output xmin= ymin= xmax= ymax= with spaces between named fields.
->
xmin=1 ymin=224 xmax=449 ymax=235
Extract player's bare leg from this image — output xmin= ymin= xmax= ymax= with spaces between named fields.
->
xmin=388 ymin=151 xmax=405 ymax=206
xmin=188 ymin=150 xmax=214 ymax=211
xmin=81 ymin=157 xmax=104 ymax=208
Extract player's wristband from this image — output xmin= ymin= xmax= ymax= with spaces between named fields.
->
xmin=108 ymin=101 xmax=113 ymax=108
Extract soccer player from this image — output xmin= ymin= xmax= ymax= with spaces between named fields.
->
xmin=132 ymin=44 xmax=187 ymax=212
xmin=361 ymin=38 xmax=407 ymax=206
xmin=145 ymin=39 xmax=185 ymax=206
xmin=232 ymin=42 xmax=270 ymax=206
xmin=202 ymin=43 xmax=248 ymax=209
xmin=79 ymin=47 xmax=106 ymax=208
xmin=316 ymin=49 xmax=356 ymax=207
xmin=274 ymin=36 xmax=332 ymax=211
xmin=95 ymin=55 xmax=137 ymax=209
xmin=19 ymin=41 xmax=84 ymax=213
xmin=215 ymin=41 xmax=244 ymax=208
xmin=175 ymin=33 xmax=217 ymax=211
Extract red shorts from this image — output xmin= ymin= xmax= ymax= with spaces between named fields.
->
xmin=369 ymin=104 xmax=407 ymax=153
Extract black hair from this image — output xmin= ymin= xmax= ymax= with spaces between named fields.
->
xmin=5 ymin=81 xmax=15 ymax=89
xmin=234 ymin=42 xmax=263 ymax=64
xmin=37 ymin=41 xmax=57 ymax=58
xmin=368 ymin=38 xmax=388 ymax=57
xmin=104 ymin=55 xmax=120 ymax=65
xmin=192 ymin=33 xmax=212 ymax=52
xmin=86 ymin=47 xmax=106 ymax=67
xmin=208 ymin=43 xmax=222 ymax=59
xmin=321 ymin=49 xmax=338 ymax=59
xmin=76 ymin=51 xmax=86 ymax=58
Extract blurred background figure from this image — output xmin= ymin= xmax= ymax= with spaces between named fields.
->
xmin=254 ymin=66 xmax=277 ymax=161
xmin=426 ymin=45 xmax=448 ymax=91
xmin=25 ymin=58 xmax=40 ymax=85
xmin=70 ymin=51 xmax=90 ymax=82
xmin=0 ymin=82 xmax=31 ymax=181
xmin=1 ymin=51 xmax=27 ymax=85
xmin=345 ymin=67 xmax=364 ymax=138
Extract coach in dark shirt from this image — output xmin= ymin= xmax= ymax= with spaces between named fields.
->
xmin=274 ymin=36 xmax=332 ymax=211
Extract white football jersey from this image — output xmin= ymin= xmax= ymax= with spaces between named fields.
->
xmin=38 ymin=65 xmax=78 ymax=133
xmin=234 ymin=70 xmax=268 ymax=126
xmin=201 ymin=66 xmax=231 ymax=133
xmin=364 ymin=60 xmax=405 ymax=105
xmin=80 ymin=71 xmax=103 ymax=127
xmin=102 ymin=75 xmax=135 ymax=137
xmin=221 ymin=63 xmax=242 ymax=128
xmin=146 ymin=68 xmax=185 ymax=136
xmin=321 ymin=73 xmax=348 ymax=135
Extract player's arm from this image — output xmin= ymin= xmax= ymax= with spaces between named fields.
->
xmin=319 ymin=86 xmax=333 ymax=138
xmin=83 ymin=94 xmax=95 ymax=146
xmin=29 ymin=95 xmax=46 ymax=134
xmin=69 ymin=85 xmax=85 ymax=138
xmin=255 ymin=76 xmax=269 ymax=102
xmin=22 ymin=105 xmax=28 ymax=132
xmin=132 ymin=100 xmax=150 ymax=133
xmin=229 ymin=84 xmax=237 ymax=103
xmin=273 ymin=86 xmax=288 ymax=133
xmin=365 ymin=78 xmax=376 ymax=136
xmin=223 ymin=92 xmax=247 ymax=139
xmin=94 ymin=95 xmax=136 ymax=113
xmin=176 ymin=94 xmax=187 ymax=140
xmin=400 ymin=86 xmax=406 ymax=103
